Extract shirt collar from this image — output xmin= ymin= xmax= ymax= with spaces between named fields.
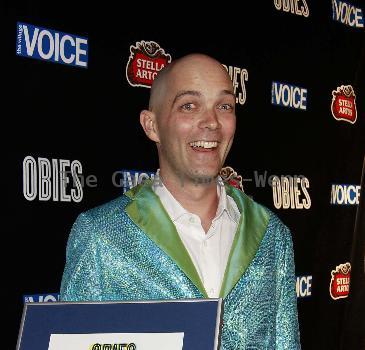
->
xmin=216 ymin=176 xmax=240 ymax=224
xmin=152 ymin=171 xmax=239 ymax=224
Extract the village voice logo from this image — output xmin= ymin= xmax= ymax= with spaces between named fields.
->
xmin=272 ymin=81 xmax=307 ymax=110
xmin=332 ymin=0 xmax=364 ymax=28
xmin=16 ymin=22 xmax=88 ymax=67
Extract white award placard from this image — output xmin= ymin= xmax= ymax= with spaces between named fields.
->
xmin=48 ymin=332 xmax=184 ymax=350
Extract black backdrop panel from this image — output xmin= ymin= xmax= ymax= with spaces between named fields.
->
xmin=5 ymin=1 xmax=365 ymax=349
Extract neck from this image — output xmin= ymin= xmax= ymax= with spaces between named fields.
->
xmin=159 ymin=171 xmax=219 ymax=232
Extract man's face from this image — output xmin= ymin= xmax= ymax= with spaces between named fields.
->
xmin=154 ymin=56 xmax=236 ymax=185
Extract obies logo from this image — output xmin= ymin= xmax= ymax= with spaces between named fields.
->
xmin=330 ymin=262 xmax=351 ymax=300
xmin=272 ymin=82 xmax=307 ymax=111
xmin=222 ymin=64 xmax=248 ymax=106
xmin=331 ymin=85 xmax=357 ymax=124
xmin=126 ymin=41 xmax=172 ymax=88
xmin=16 ymin=22 xmax=88 ymax=67
xmin=332 ymin=0 xmax=364 ymax=28
xmin=23 ymin=156 xmax=85 ymax=202
xmin=274 ymin=0 xmax=309 ymax=17
xmin=91 ymin=344 xmax=136 ymax=350
xmin=272 ymin=175 xmax=311 ymax=209
xmin=220 ymin=166 xmax=244 ymax=191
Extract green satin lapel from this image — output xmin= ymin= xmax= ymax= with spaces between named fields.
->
xmin=219 ymin=185 xmax=270 ymax=299
xmin=124 ymin=180 xmax=207 ymax=297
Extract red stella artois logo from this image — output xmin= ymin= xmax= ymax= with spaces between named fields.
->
xmin=331 ymin=85 xmax=357 ymax=124
xmin=126 ymin=41 xmax=172 ymax=88
xmin=329 ymin=262 xmax=351 ymax=300
xmin=219 ymin=166 xmax=244 ymax=192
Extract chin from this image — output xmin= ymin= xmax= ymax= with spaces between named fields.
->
xmin=189 ymin=169 xmax=219 ymax=184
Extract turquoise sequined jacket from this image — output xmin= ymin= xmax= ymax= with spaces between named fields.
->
xmin=60 ymin=181 xmax=301 ymax=349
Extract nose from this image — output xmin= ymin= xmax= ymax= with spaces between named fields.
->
xmin=198 ymin=108 xmax=220 ymax=130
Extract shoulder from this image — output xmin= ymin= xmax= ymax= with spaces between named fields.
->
xmin=67 ymin=195 xmax=131 ymax=246
xmin=81 ymin=195 xmax=130 ymax=220
xmin=259 ymin=206 xmax=294 ymax=257
xmin=67 ymin=195 xmax=130 ymax=254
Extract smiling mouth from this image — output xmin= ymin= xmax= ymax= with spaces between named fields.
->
xmin=188 ymin=141 xmax=218 ymax=150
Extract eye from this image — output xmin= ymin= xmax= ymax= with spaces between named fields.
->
xmin=180 ymin=103 xmax=195 ymax=111
xmin=219 ymin=103 xmax=234 ymax=111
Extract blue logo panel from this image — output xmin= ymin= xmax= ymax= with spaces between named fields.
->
xmin=296 ymin=276 xmax=312 ymax=298
xmin=23 ymin=293 xmax=60 ymax=303
xmin=330 ymin=184 xmax=361 ymax=205
xmin=272 ymin=81 xmax=307 ymax=110
xmin=16 ymin=22 xmax=88 ymax=68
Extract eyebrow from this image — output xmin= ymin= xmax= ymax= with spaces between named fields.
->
xmin=172 ymin=89 xmax=235 ymax=105
xmin=172 ymin=90 xmax=201 ymax=105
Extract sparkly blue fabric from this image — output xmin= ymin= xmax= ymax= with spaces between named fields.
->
xmin=60 ymin=193 xmax=301 ymax=349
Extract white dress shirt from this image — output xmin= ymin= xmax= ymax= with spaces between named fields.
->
xmin=152 ymin=175 xmax=241 ymax=298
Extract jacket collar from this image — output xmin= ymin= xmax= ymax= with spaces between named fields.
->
xmin=124 ymin=179 xmax=269 ymax=299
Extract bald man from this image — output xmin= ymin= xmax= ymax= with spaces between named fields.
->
xmin=60 ymin=54 xmax=301 ymax=349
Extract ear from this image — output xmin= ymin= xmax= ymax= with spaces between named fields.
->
xmin=140 ymin=110 xmax=160 ymax=143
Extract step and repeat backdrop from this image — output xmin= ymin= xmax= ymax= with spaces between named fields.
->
xmin=5 ymin=1 xmax=365 ymax=349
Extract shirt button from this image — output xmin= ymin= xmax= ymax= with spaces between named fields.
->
xmin=203 ymin=241 xmax=208 ymax=247
xmin=189 ymin=216 xmax=195 ymax=224
xmin=209 ymin=288 xmax=215 ymax=295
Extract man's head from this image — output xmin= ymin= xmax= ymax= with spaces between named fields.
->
xmin=140 ymin=53 xmax=236 ymax=186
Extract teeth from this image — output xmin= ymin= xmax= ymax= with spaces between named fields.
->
xmin=189 ymin=141 xmax=218 ymax=149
